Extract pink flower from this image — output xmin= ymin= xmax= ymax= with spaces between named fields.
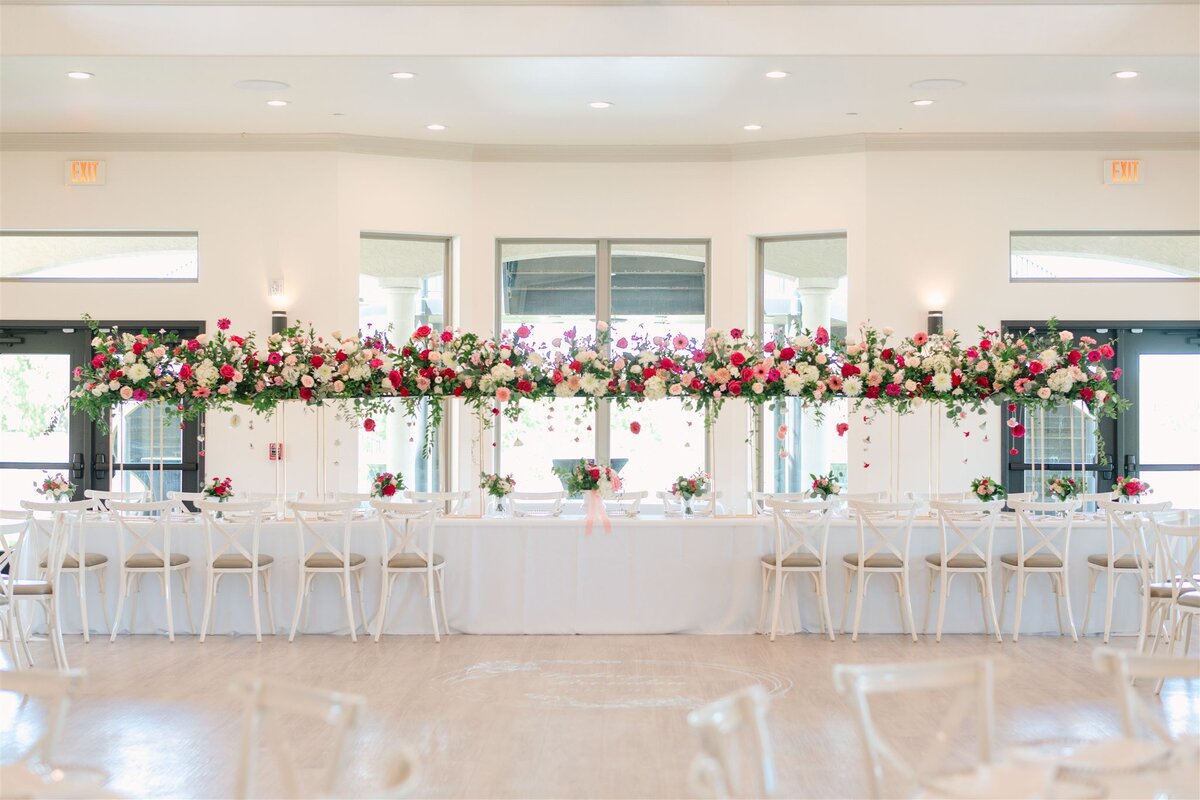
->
xmin=1012 ymin=423 xmax=1026 ymax=438
xmin=730 ymin=328 xmax=743 ymax=340
xmin=363 ymin=418 xmax=376 ymax=432
xmin=884 ymin=383 xmax=901 ymax=397
xmin=912 ymin=331 xmax=929 ymax=346
xmin=516 ymin=325 xmax=531 ymax=338
xmin=441 ymin=330 xmax=454 ymax=343
xmin=836 ymin=422 xmax=849 ymax=437
xmin=267 ymin=352 xmax=283 ymax=366
xmin=495 ymin=387 xmax=512 ymax=402
xmin=672 ymin=334 xmax=690 ymax=350
xmin=1113 ymin=367 xmax=1123 ymax=380
xmin=132 ymin=389 xmax=148 ymax=402
xmin=630 ymin=421 xmax=641 ymax=434
xmin=814 ymin=327 xmax=830 ymax=346
xmin=217 ymin=318 xmax=231 ymax=330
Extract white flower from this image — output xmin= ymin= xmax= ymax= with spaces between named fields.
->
xmin=1039 ymin=348 xmax=1059 ymax=367
xmin=580 ymin=374 xmax=606 ymax=396
xmin=490 ymin=363 xmax=516 ymax=383
xmin=1047 ymin=369 xmax=1074 ymax=394
xmin=843 ymin=376 xmax=863 ymax=396
xmin=995 ymin=361 xmax=1016 ymax=382
xmin=553 ymin=382 xmax=577 ymax=398
xmin=931 ymin=372 xmax=953 ymax=393
xmin=196 ymin=360 xmax=219 ymax=387
xmin=882 ymin=327 xmax=894 ymax=336
xmin=904 ymin=379 xmax=917 ymax=392
xmin=795 ymin=364 xmax=819 ymax=386
xmin=906 ymin=355 xmax=922 ymax=369
xmin=783 ymin=373 xmax=804 ymax=395
xmin=974 ymin=360 xmax=989 ymax=373
xmin=795 ymin=335 xmax=812 ymax=349
xmin=668 ymin=383 xmax=683 ymax=396
xmin=644 ymin=376 xmax=667 ymax=400
xmin=126 ymin=362 xmax=151 ymax=382
xmin=123 ymin=352 xmax=137 ymax=365
xmin=1059 ymin=330 xmax=1074 ymax=342
xmin=1037 ymin=387 xmax=1052 ymax=399
xmin=596 ymin=320 xmax=608 ymax=332
xmin=315 ymin=365 xmax=334 ymax=382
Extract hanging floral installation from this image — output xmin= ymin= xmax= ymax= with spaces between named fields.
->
xmin=69 ymin=314 xmax=1128 ymax=454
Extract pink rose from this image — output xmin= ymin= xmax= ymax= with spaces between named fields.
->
xmin=495 ymin=387 xmax=511 ymax=402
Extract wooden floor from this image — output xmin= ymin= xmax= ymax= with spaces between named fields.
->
xmin=1 ymin=632 xmax=1197 ymax=799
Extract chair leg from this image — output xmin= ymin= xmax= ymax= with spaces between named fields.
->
xmin=984 ymin=570 xmax=1002 ymax=644
xmin=161 ymin=572 xmax=175 ymax=643
xmin=355 ymin=571 xmax=369 ymax=638
xmin=1082 ymin=568 xmax=1097 ymax=638
xmin=77 ymin=570 xmax=90 ymax=643
xmin=975 ymin=574 xmax=989 ymax=636
xmin=435 ymin=569 xmax=450 ymax=637
xmin=49 ymin=599 xmax=69 ymax=671
xmin=1136 ymin=589 xmax=1153 ymax=654
xmin=769 ymin=568 xmax=784 ymax=642
xmin=262 ymin=570 xmax=276 ymax=636
xmin=199 ymin=572 xmax=215 ymax=643
xmin=809 ymin=573 xmax=825 ymax=636
xmin=302 ymin=574 xmax=315 ymax=634
xmin=1012 ymin=572 xmax=1025 ymax=643
xmin=288 ymin=571 xmax=306 ymax=643
xmin=851 ymin=572 xmax=868 ymax=643
xmin=426 ymin=570 xmax=441 ymax=643
xmin=998 ymin=568 xmax=1012 ymax=632
xmin=110 ymin=570 xmax=129 ymax=643
xmin=373 ymin=571 xmax=391 ymax=642
xmin=902 ymin=571 xmax=918 ymax=644
xmin=95 ymin=569 xmax=112 ymax=636
xmin=344 ymin=570 xmax=358 ymax=642
xmin=818 ymin=573 xmax=836 ymax=642
xmin=1062 ymin=570 xmax=1079 ymax=643
xmin=935 ymin=571 xmax=950 ymax=643
xmin=1102 ymin=572 xmax=1118 ymax=645
xmin=840 ymin=570 xmax=853 ymax=634
xmin=1051 ymin=574 xmax=1065 ymax=637
xmin=180 ymin=569 xmax=197 ymax=636
xmin=922 ymin=568 xmax=935 ymax=636
xmin=251 ymin=567 xmax=263 ymax=643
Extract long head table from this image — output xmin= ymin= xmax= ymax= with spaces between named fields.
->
xmin=41 ymin=511 xmax=1139 ymax=638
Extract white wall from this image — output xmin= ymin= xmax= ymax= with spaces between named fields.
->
xmin=2 ymin=146 xmax=1196 ymax=508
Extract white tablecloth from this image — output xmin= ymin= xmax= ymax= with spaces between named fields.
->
xmin=48 ymin=513 xmax=1133 ymax=637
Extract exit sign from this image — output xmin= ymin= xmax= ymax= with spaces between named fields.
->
xmin=1103 ymin=159 xmax=1142 ymax=184
xmin=65 ymin=160 xmax=106 ymax=185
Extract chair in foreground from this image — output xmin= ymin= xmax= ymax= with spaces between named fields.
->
xmin=1146 ymin=515 xmax=1200 ymax=670
xmin=28 ymin=498 xmax=110 ymax=643
xmin=1092 ymin=648 xmax=1200 ymax=742
xmin=1084 ymin=499 xmax=1171 ymax=644
xmin=759 ymin=498 xmax=837 ymax=641
xmin=14 ymin=501 xmax=88 ymax=670
xmin=1 ymin=512 xmax=35 ymax=669
xmin=832 ymin=656 xmax=996 ymax=800
xmin=841 ymin=500 xmax=919 ymax=642
xmin=0 ymin=668 xmax=87 ymax=770
xmin=230 ymin=674 xmax=368 ymax=800
xmin=924 ymin=499 xmax=1005 ymax=643
xmin=167 ymin=490 xmax=206 ymax=517
xmin=108 ymin=499 xmax=196 ymax=641
xmin=1000 ymin=499 xmax=1080 ymax=642
xmin=197 ymin=499 xmax=276 ymax=643
xmin=371 ymin=501 xmax=446 ymax=642
xmin=288 ymin=500 xmax=367 ymax=642
xmin=687 ymin=685 xmax=775 ymax=800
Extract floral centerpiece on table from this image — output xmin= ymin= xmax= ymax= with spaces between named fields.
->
xmin=202 ymin=476 xmax=234 ymax=501
xmin=970 ymin=476 xmax=1007 ymax=501
xmin=669 ymin=471 xmax=710 ymax=516
xmin=370 ymin=471 xmax=405 ymax=499
xmin=480 ymin=472 xmax=516 ymax=516
xmin=35 ymin=472 xmax=75 ymax=501
xmin=553 ymin=459 xmax=622 ymax=498
xmin=1045 ymin=476 xmax=1081 ymax=502
xmin=1113 ymin=475 xmax=1152 ymax=501
xmin=808 ymin=472 xmax=842 ymax=500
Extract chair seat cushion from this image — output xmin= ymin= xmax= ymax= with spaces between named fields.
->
xmin=388 ymin=553 xmax=445 ymax=569
xmin=306 ymin=553 xmax=366 ymax=569
xmin=1150 ymin=582 xmax=1174 ymax=598
xmin=11 ymin=580 xmax=52 ymax=595
xmin=1000 ymin=553 xmax=1063 ymax=568
xmin=843 ymin=553 xmax=903 ymax=569
xmin=762 ymin=554 xmax=821 ymax=569
xmin=926 ymin=554 xmax=987 ymax=569
xmin=213 ymin=554 xmax=274 ymax=569
xmin=39 ymin=553 xmax=107 ymax=569
xmin=126 ymin=553 xmax=189 ymax=568
xmin=1178 ymin=592 xmax=1200 ymax=608
xmin=1087 ymin=554 xmax=1144 ymax=570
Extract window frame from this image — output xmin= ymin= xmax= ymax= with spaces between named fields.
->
xmin=0 ymin=229 xmax=201 ymax=283
xmin=1008 ymin=230 xmax=1200 ymax=284
xmin=493 ymin=237 xmax=712 ymax=476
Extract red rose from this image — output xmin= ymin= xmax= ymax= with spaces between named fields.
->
xmin=1087 ymin=350 xmax=1101 ymax=362
xmin=630 ymin=421 xmax=641 ymax=434
xmin=865 ymin=386 xmax=881 ymax=399
xmin=1012 ymin=423 xmax=1026 ymax=438
xmin=642 ymin=366 xmax=657 ymax=379
xmin=179 ymin=364 xmax=193 ymax=380
xmin=91 ymin=354 xmax=106 ymax=368
xmin=108 ymin=369 xmax=124 ymax=381
xmin=741 ymin=367 xmax=754 ymax=383
xmin=388 ymin=370 xmax=403 ymax=388
xmin=363 ymin=418 xmax=376 ymax=432
xmin=730 ymin=328 xmax=743 ymax=340
xmin=453 ymin=385 xmax=464 ymax=397
xmin=729 ymin=351 xmax=746 ymax=366
xmin=382 ymin=483 xmax=397 ymax=497
xmin=659 ymin=358 xmax=675 ymax=370
xmin=335 ymin=350 xmax=348 ymax=362
xmin=589 ymin=468 xmax=601 ymax=481
xmin=552 ymin=370 xmax=564 ymax=384
xmin=728 ymin=381 xmax=743 ymax=396
xmin=1067 ymin=350 xmax=1082 ymax=365
xmin=218 ymin=364 xmax=234 ymax=380
xmin=779 ymin=347 xmax=795 ymax=361
xmin=1079 ymin=387 xmax=1095 ymax=402
xmin=310 ymin=355 xmax=324 ymax=368
xmin=414 ymin=325 xmax=432 ymax=338
xmin=1100 ymin=344 xmax=1115 ymax=358
xmin=516 ymin=379 xmax=533 ymax=394
xmin=691 ymin=378 xmax=704 ymax=390
xmin=299 ymin=387 xmax=313 ymax=400
xmin=1028 ymin=361 xmax=1044 ymax=375
xmin=399 ymin=387 xmax=411 ymax=397
xmin=979 ymin=339 xmax=992 ymax=351
xmin=880 ymin=349 xmax=894 ymax=362
xmin=763 ymin=342 xmax=775 ymax=353
xmin=132 ymin=341 xmax=145 ymax=355
xmin=841 ymin=363 xmax=860 ymax=378
xmin=569 ymin=360 xmax=583 ymax=372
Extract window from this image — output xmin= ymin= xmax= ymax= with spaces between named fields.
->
xmin=1010 ymin=231 xmax=1200 ymax=281
xmin=0 ymin=231 xmax=199 ymax=281
xmin=358 ymin=233 xmax=451 ymax=494
xmin=497 ymin=240 xmax=709 ymax=493
xmin=757 ymin=234 xmax=849 ymax=493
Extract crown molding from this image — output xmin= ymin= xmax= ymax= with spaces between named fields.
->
xmin=2 ymin=131 xmax=1197 ymax=161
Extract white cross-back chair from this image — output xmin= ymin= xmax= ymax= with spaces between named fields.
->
xmin=1003 ymin=491 xmax=1037 ymax=510
xmin=197 ymin=499 xmax=276 ymax=643
xmin=230 ymin=674 xmax=368 ymax=800
xmin=246 ymin=491 xmax=307 ymax=520
xmin=0 ymin=668 xmax=87 ymax=768
xmin=924 ymin=500 xmax=1005 ymax=643
xmin=1080 ymin=490 xmax=1119 ymax=516
xmin=1092 ymin=648 xmax=1200 ymax=742
xmin=1000 ymin=499 xmax=1080 ymax=642
xmin=1084 ymin=499 xmax=1172 ymax=645
xmin=167 ymin=490 xmax=206 ymax=517
xmin=1146 ymin=517 xmax=1200 ymax=677
xmin=510 ymin=491 xmax=566 ymax=517
xmin=759 ymin=499 xmax=837 ymax=642
xmin=371 ymin=501 xmax=446 ymax=642
xmin=107 ymin=499 xmax=196 ymax=642
xmin=657 ymin=490 xmax=722 ymax=517
xmin=1141 ymin=511 xmax=1198 ymax=656
xmin=288 ymin=500 xmax=367 ymax=642
xmin=687 ymin=685 xmax=776 ymax=800
xmin=1 ymin=512 xmax=36 ymax=669
xmin=842 ymin=500 xmax=919 ymax=643
xmin=28 ymin=499 xmax=108 ymax=643
xmin=83 ymin=489 xmax=149 ymax=513
xmin=406 ymin=491 xmax=469 ymax=516
xmin=748 ymin=492 xmax=809 ymax=516
xmin=604 ymin=491 xmax=647 ymax=518
xmin=14 ymin=501 xmax=88 ymax=670
xmin=330 ymin=491 xmax=373 ymax=509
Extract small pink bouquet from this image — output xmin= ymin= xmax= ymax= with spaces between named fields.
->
xmin=1113 ymin=475 xmax=1151 ymax=500
xmin=371 ymin=471 xmax=405 ymax=499
xmin=35 ymin=472 xmax=75 ymax=501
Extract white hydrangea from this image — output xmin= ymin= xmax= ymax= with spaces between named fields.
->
xmin=195 ymin=360 xmax=219 ymax=387
xmin=783 ymin=373 xmax=804 ymax=395
xmin=490 ymin=363 xmax=516 ymax=383
xmin=1039 ymin=348 xmax=1059 ymax=367
xmin=1047 ymin=368 xmax=1074 ymax=394
xmin=794 ymin=364 xmax=819 ymax=386
xmin=995 ymin=361 xmax=1016 ymax=382
xmin=643 ymin=376 xmax=667 ymax=400
xmin=554 ymin=381 xmax=577 ymax=398
xmin=126 ymin=362 xmax=151 ymax=382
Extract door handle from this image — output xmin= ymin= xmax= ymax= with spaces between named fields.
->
xmin=1124 ymin=454 xmax=1138 ymax=474
xmin=92 ymin=452 xmax=108 ymax=480
xmin=71 ymin=452 xmax=85 ymax=480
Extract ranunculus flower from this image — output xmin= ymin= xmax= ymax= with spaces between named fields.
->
xmin=441 ymin=330 xmax=454 ymax=343
xmin=1087 ymin=350 xmax=1101 ymax=362
xmin=92 ymin=354 xmax=106 ymax=368
xmin=1079 ymin=387 xmax=1095 ymax=402
xmin=363 ymin=418 xmax=376 ymax=432
xmin=178 ymin=364 xmax=193 ymax=380
xmin=729 ymin=351 xmax=746 ymax=366
xmin=1012 ymin=423 xmax=1026 ymax=438
xmin=880 ymin=348 xmax=894 ymax=362
xmin=979 ymin=339 xmax=992 ymax=351
xmin=217 ymin=318 xmax=231 ymax=330
xmin=630 ymin=421 xmax=641 ymax=434
xmin=187 ymin=339 xmax=201 ymax=351
xmin=836 ymin=422 xmax=849 ymax=437
xmin=1067 ymin=350 xmax=1082 ymax=365
xmin=414 ymin=325 xmax=432 ymax=339
xmin=132 ymin=389 xmax=148 ymax=402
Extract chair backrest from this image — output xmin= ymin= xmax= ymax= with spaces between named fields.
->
xmin=1081 ymin=491 xmax=1119 ymax=513
xmin=1099 ymin=499 xmax=1173 ymax=573
xmin=1011 ymin=499 xmax=1079 ymax=567
xmin=405 ymin=491 xmax=469 ymax=516
xmin=656 ymin=490 xmax=722 ymax=517
xmin=330 ymin=491 xmax=372 ymax=502
xmin=19 ymin=499 xmax=91 ymax=586
xmin=288 ymin=500 xmax=360 ymax=569
xmin=1148 ymin=517 xmax=1200 ymax=601
xmin=0 ymin=513 xmax=32 ymax=605
xmin=839 ymin=491 xmax=886 ymax=504
xmin=372 ymin=501 xmax=438 ymax=569
xmin=604 ymin=490 xmax=647 ymax=517
xmin=83 ymin=489 xmax=149 ymax=511
xmin=929 ymin=499 xmax=1005 ymax=567
xmin=230 ymin=674 xmax=366 ymax=800
xmin=0 ymin=668 xmax=87 ymax=767
xmin=832 ymin=657 xmax=996 ymax=799
xmin=510 ymin=491 xmax=566 ymax=517
xmin=1093 ymin=648 xmax=1200 ymax=743
xmin=108 ymin=499 xmax=177 ymax=571
xmin=197 ymin=499 xmax=272 ymax=570
xmin=167 ymin=490 xmax=207 ymax=515
xmin=847 ymin=500 xmax=918 ymax=567
xmin=748 ymin=492 xmax=809 ymax=515
xmin=687 ymin=685 xmax=776 ymax=800
xmin=1004 ymin=491 xmax=1038 ymax=509
xmin=767 ymin=499 xmax=837 ymax=569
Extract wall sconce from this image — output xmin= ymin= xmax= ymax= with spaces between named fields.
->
xmin=271 ymin=311 xmax=288 ymax=334
xmin=927 ymin=310 xmax=944 ymax=335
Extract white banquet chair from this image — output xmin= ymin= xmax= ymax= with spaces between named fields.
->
xmin=230 ymin=674 xmax=368 ymax=800
xmin=107 ymin=499 xmax=196 ymax=642
xmin=1092 ymin=648 xmax=1200 ymax=742
xmin=604 ymin=491 xmax=647 ymax=518
xmin=1 ymin=513 xmax=36 ymax=669
xmin=759 ymin=498 xmax=837 ymax=641
xmin=656 ymin=490 xmax=722 ymax=517
xmin=1146 ymin=517 xmax=1200 ymax=670
xmin=14 ymin=501 xmax=88 ymax=670
xmin=748 ymin=492 xmax=809 ymax=516
xmin=1080 ymin=490 xmax=1119 ymax=516
xmin=406 ymin=490 xmax=469 ymax=516
xmin=0 ymin=667 xmax=87 ymax=768
xmin=247 ymin=491 xmax=307 ymax=520
xmin=687 ymin=685 xmax=776 ymax=800
xmin=1003 ymin=491 xmax=1037 ymax=510
xmin=371 ymin=501 xmax=445 ymax=642
xmin=842 ymin=500 xmax=919 ymax=643
xmin=1000 ymin=499 xmax=1080 ymax=642
xmin=510 ymin=491 xmax=566 ymax=517
xmin=167 ymin=490 xmax=206 ymax=517
xmin=1084 ymin=499 xmax=1172 ymax=644
xmin=924 ymin=499 xmax=1005 ymax=643
xmin=833 ymin=656 xmax=997 ymax=800
xmin=83 ymin=489 xmax=149 ymax=514
xmin=287 ymin=500 xmax=367 ymax=642
xmin=197 ymin=499 xmax=276 ymax=643
xmin=28 ymin=498 xmax=109 ymax=643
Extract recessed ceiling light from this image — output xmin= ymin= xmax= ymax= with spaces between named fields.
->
xmin=1113 ymin=70 xmax=1139 ymax=79
xmin=911 ymin=99 xmax=934 ymax=106
xmin=909 ymin=79 xmax=965 ymax=91
xmin=426 ymin=124 xmax=446 ymax=131
xmin=743 ymin=124 xmax=763 ymax=131
xmin=845 ymin=112 xmax=859 ymax=116
xmin=390 ymin=72 xmax=416 ymax=80
xmin=234 ymin=79 xmax=290 ymax=92
xmin=589 ymin=101 xmax=613 ymax=109
xmin=266 ymin=99 xmax=289 ymax=107
xmin=66 ymin=71 xmax=93 ymax=80
xmin=765 ymin=71 xmax=789 ymax=79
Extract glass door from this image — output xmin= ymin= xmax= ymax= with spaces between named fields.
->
xmin=0 ymin=327 xmax=92 ymax=506
xmin=1118 ymin=328 xmax=1200 ymax=508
